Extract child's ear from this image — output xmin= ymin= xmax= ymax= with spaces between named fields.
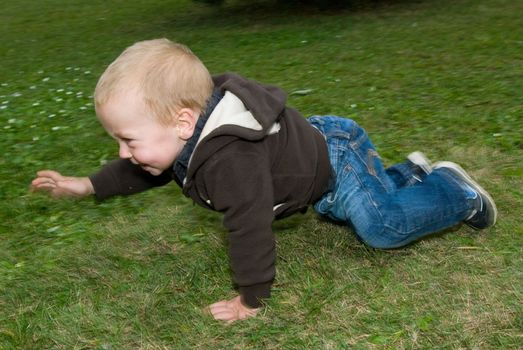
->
xmin=174 ymin=108 xmax=199 ymax=140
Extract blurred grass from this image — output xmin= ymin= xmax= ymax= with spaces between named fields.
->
xmin=1 ymin=0 xmax=522 ymax=349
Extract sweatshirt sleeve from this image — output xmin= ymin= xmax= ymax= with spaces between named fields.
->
xmin=89 ymin=159 xmax=172 ymax=200
xmin=203 ymin=150 xmax=276 ymax=308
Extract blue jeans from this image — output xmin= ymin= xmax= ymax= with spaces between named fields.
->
xmin=308 ymin=116 xmax=476 ymax=249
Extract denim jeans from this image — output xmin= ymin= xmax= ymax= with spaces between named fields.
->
xmin=308 ymin=116 xmax=476 ymax=249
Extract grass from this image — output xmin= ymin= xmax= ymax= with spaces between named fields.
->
xmin=1 ymin=0 xmax=522 ymax=348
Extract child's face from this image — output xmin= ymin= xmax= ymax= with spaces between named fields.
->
xmin=96 ymin=91 xmax=189 ymax=176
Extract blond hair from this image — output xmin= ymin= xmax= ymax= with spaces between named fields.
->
xmin=94 ymin=38 xmax=213 ymax=124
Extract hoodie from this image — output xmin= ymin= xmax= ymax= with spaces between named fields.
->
xmin=89 ymin=73 xmax=332 ymax=307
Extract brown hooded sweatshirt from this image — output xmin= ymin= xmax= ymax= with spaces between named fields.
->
xmin=90 ymin=73 xmax=332 ymax=307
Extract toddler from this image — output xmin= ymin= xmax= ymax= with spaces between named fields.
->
xmin=32 ymin=38 xmax=496 ymax=323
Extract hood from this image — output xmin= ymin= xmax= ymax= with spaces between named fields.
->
xmin=185 ymin=73 xmax=287 ymax=181
xmin=206 ymin=73 xmax=287 ymax=141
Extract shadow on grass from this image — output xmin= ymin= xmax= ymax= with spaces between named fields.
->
xmin=154 ymin=0 xmax=436 ymax=30
xmin=201 ymin=0 xmax=432 ymax=13
xmin=315 ymin=214 xmax=463 ymax=250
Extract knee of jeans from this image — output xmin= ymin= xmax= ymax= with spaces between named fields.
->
xmin=360 ymin=234 xmax=406 ymax=250
xmin=353 ymin=222 xmax=406 ymax=249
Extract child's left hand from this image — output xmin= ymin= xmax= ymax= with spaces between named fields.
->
xmin=208 ymin=295 xmax=260 ymax=323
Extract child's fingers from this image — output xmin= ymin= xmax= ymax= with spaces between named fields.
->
xmin=36 ymin=170 xmax=64 ymax=182
xmin=211 ymin=308 xmax=235 ymax=322
xmin=209 ymin=301 xmax=236 ymax=322
xmin=30 ymin=182 xmax=57 ymax=194
xmin=31 ymin=177 xmax=54 ymax=187
xmin=208 ymin=301 xmax=228 ymax=315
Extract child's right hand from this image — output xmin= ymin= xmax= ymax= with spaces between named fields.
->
xmin=30 ymin=170 xmax=95 ymax=198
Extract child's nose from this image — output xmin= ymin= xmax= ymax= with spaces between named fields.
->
xmin=118 ymin=144 xmax=132 ymax=159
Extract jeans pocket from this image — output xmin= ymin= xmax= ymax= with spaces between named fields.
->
xmin=314 ymin=191 xmax=337 ymax=215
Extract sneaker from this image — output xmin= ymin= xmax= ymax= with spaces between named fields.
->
xmin=407 ymin=151 xmax=433 ymax=175
xmin=406 ymin=151 xmax=432 ymax=182
xmin=434 ymin=161 xmax=497 ymax=230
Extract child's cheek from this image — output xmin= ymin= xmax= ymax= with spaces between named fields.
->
xmin=133 ymin=149 xmax=148 ymax=164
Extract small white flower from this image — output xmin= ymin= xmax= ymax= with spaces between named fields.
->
xmin=350 ymin=104 xmax=357 ymax=108
xmin=30 ymin=85 xmax=37 ymax=89
xmin=66 ymin=91 xmax=73 ymax=95
xmin=57 ymin=88 xmax=64 ymax=92
xmin=12 ymin=92 xmax=22 ymax=97
xmin=80 ymin=106 xmax=87 ymax=110
xmin=0 ymin=105 xmax=7 ymax=110
xmin=76 ymin=91 xmax=83 ymax=95
xmin=47 ymin=226 xmax=60 ymax=232
xmin=51 ymin=126 xmax=61 ymax=131
xmin=66 ymin=67 xmax=72 ymax=70
xmin=30 ymin=124 xmax=36 ymax=128
xmin=2 ymin=101 xmax=8 ymax=104
xmin=42 ymin=77 xmax=50 ymax=82
xmin=33 ymin=136 xmax=39 ymax=141
xmin=84 ymin=70 xmax=91 ymax=74
xmin=4 ymin=125 xmax=11 ymax=129
xmin=55 ymin=98 xmax=63 ymax=102
xmin=32 ymin=102 xmax=40 ymax=106
xmin=38 ymin=70 xmax=44 ymax=74
xmin=1 ymin=83 xmax=8 ymax=87
xmin=74 ymin=67 xmax=80 ymax=71
xmin=8 ymin=118 xmax=16 ymax=123
xmin=48 ymin=114 xmax=56 ymax=118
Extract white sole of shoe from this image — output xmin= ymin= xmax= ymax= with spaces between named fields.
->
xmin=407 ymin=151 xmax=432 ymax=174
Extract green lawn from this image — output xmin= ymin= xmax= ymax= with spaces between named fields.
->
xmin=1 ymin=0 xmax=522 ymax=348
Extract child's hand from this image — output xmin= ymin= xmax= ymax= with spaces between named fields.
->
xmin=31 ymin=170 xmax=94 ymax=198
xmin=208 ymin=295 xmax=260 ymax=324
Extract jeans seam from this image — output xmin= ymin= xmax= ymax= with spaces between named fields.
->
xmin=350 ymin=141 xmax=390 ymax=193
